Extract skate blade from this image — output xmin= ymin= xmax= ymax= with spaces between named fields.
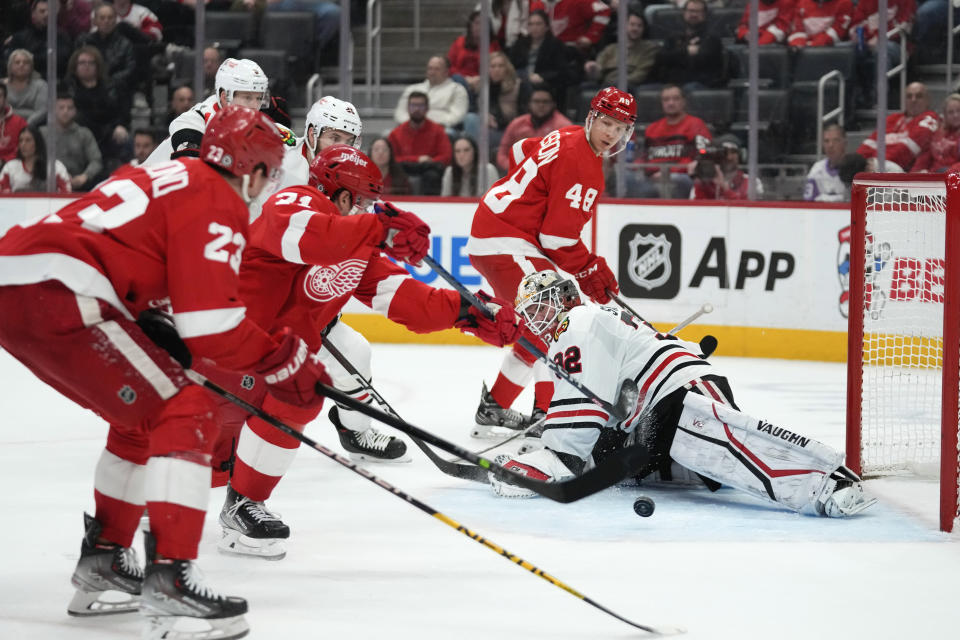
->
xmin=142 ymin=610 xmax=249 ymax=640
xmin=67 ymin=588 xmax=140 ymax=616
xmin=516 ymin=436 xmax=545 ymax=455
xmin=347 ymin=451 xmax=412 ymax=464
xmin=217 ymin=529 xmax=286 ymax=561
xmin=471 ymin=423 xmax=525 ymax=440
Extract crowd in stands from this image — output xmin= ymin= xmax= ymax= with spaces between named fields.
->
xmin=0 ymin=0 xmax=958 ymax=200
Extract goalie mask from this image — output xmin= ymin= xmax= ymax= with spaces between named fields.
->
xmin=515 ymin=270 xmax=581 ymax=336
xmin=215 ymin=58 xmax=270 ymax=109
xmin=308 ymin=144 xmax=383 ymax=215
xmin=305 ymin=96 xmax=363 ymax=155
xmin=585 ymin=86 xmax=636 ymax=156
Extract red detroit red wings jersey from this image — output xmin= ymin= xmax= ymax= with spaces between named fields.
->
xmin=0 ymin=159 xmax=276 ymax=370
xmin=467 ymin=126 xmax=603 ymax=274
xmin=857 ymin=110 xmax=939 ymax=171
xmin=642 ymin=115 xmax=712 ymax=174
xmin=241 ymin=185 xmax=462 ymax=350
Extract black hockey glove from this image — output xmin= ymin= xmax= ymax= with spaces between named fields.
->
xmin=136 ymin=309 xmax=192 ymax=368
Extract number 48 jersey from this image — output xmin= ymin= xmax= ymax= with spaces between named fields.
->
xmin=543 ymin=304 xmax=715 ymax=460
xmin=466 ymin=126 xmax=604 ymax=274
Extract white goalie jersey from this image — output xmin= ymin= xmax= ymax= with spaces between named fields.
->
xmin=540 ymin=304 xmax=714 ymax=461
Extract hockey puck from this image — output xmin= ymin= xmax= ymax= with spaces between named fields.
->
xmin=633 ymin=496 xmax=655 ymax=517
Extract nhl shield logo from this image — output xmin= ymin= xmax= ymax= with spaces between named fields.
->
xmin=627 ymin=232 xmax=672 ymax=290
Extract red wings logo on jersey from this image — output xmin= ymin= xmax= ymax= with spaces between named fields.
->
xmin=302 ymin=259 xmax=368 ymax=302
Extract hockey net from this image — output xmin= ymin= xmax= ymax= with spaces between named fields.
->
xmin=846 ymin=173 xmax=960 ymax=532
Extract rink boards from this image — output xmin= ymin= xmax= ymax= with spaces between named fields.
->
xmin=0 ymin=195 xmax=853 ymax=361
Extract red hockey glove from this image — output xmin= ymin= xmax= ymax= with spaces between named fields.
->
xmin=455 ymin=291 xmax=524 ymax=347
xmin=374 ymin=202 xmax=431 ymax=265
xmin=255 ymin=328 xmax=331 ymax=409
xmin=758 ymin=31 xmax=776 ymax=45
xmin=575 ymin=256 xmax=618 ymax=304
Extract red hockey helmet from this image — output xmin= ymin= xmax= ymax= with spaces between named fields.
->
xmin=586 ymin=87 xmax=637 ymax=156
xmin=590 ymin=87 xmax=637 ymax=125
xmin=308 ymin=143 xmax=383 ymax=212
xmin=202 ymin=104 xmax=285 ymax=179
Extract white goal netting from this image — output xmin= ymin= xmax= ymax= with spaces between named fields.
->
xmin=856 ymin=183 xmax=948 ymax=475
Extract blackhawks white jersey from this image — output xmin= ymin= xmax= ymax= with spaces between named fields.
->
xmin=541 ymin=303 xmax=715 ymax=461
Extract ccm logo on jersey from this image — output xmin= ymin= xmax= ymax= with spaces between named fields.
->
xmin=264 ymin=340 xmax=309 ymax=384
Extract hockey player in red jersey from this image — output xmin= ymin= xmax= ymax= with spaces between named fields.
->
xmin=465 ymin=85 xmax=635 ymax=438
xmin=490 ymin=271 xmax=877 ymax=520
xmin=213 ymin=144 xmax=525 ymax=560
xmin=0 ymin=105 xmax=330 ymax=639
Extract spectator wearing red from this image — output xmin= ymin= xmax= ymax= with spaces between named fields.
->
xmin=0 ymin=82 xmax=28 ymax=162
xmin=736 ymin=0 xmax=796 ymax=44
xmin=111 ymin=0 xmax=164 ymax=42
xmin=388 ymin=91 xmax=452 ymax=195
xmin=449 ymin=9 xmax=501 ymax=94
xmin=531 ymin=0 xmax=612 ymax=54
xmin=913 ymin=94 xmax=960 ymax=173
xmin=496 ymin=85 xmax=573 ymax=172
xmin=857 ymin=81 xmax=939 ymax=171
xmin=691 ymin=135 xmax=762 ymax=200
xmin=629 ymin=84 xmax=711 ymax=199
xmin=788 ymin=0 xmax=854 ymax=47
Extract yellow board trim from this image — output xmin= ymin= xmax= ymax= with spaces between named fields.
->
xmin=340 ymin=314 xmax=850 ymax=362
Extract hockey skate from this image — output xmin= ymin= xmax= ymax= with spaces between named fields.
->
xmin=67 ymin=512 xmax=143 ymax=616
xmin=331 ymin=405 xmax=411 ymax=463
xmin=816 ymin=467 xmax=878 ymax=517
xmin=516 ymin=407 xmax=547 ymax=454
xmin=218 ymin=484 xmax=290 ymax=560
xmin=141 ymin=532 xmax=249 ymax=640
xmin=472 ymin=383 xmax=530 ymax=439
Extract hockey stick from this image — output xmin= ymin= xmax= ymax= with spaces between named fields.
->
xmin=422 ymin=255 xmax=635 ymax=420
xmin=320 ymin=339 xmax=492 ymax=483
xmin=316 ymin=381 xmax=649 ymax=503
xmin=607 ymin=293 xmax=714 ymax=336
xmin=184 ymin=370 xmax=680 ymax=635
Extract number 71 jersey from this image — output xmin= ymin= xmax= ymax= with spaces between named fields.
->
xmin=467 ymin=126 xmax=604 ymax=274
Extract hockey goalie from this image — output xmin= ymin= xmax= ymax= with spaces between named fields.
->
xmin=490 ymin=271 xmax=877 ymax=518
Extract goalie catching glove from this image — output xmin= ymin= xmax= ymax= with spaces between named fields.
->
xmin=374 ymin=202 xmax=430 ymax=265
xmin=454 ymin=291 xmax=524 ymax=347
xmin=255 ymin=328 xmax=331 ymax=409
xmin=575 ymin=255 xmax=618 ymax=304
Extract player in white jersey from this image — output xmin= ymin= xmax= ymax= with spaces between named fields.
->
xmin=145 ymin=58 xmax=275 ymax=164
xmin=275 ymin=95 xmax=363 ymax=190
xmin=490 ymin=271 xmax=876 ymax=518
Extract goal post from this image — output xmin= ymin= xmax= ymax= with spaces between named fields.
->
xmin=846 ymin=172 xmax=960 ymax=533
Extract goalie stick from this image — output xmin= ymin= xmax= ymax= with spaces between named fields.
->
xmin=183 ymin=370 xmax=682 ymax=636
xmin=317 ymin=381 xmax=645 ymax=503
xmin=423 ymin=255 xmax=633 ymax=420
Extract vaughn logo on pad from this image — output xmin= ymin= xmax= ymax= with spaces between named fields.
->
xmin=618 ymin=224 xmax=681 ymax=299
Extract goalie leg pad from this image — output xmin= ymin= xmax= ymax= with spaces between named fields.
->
xmin=670 ymin=392 xmax=846 ymax=514
xmin=488 ymin=449 xmax=575 ymax=498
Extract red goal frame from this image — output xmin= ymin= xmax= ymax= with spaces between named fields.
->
xmin=846 ymin=173 xmax=960 ymax=532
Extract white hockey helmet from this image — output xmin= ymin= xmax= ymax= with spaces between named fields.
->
xmin=215 ymin=58 xmax=270 ymax=109
xmin=515 ymin=270 xmax=581 ymax=336
xmin=304 ymin=95 xmax=363 ymax=154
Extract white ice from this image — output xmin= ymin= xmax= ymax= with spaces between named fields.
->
xmin=1 ymin=344 xmax=958 ymax=640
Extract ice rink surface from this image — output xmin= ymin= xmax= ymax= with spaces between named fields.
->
xmin=1 ymin=343 xmax=958 ymax=640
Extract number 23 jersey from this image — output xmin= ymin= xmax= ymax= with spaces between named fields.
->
xmin=467 ymin=126 xmax=603 ymax=274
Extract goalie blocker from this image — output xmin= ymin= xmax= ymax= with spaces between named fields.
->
xmin=492 ymin=270 xmax=876 ymax=518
